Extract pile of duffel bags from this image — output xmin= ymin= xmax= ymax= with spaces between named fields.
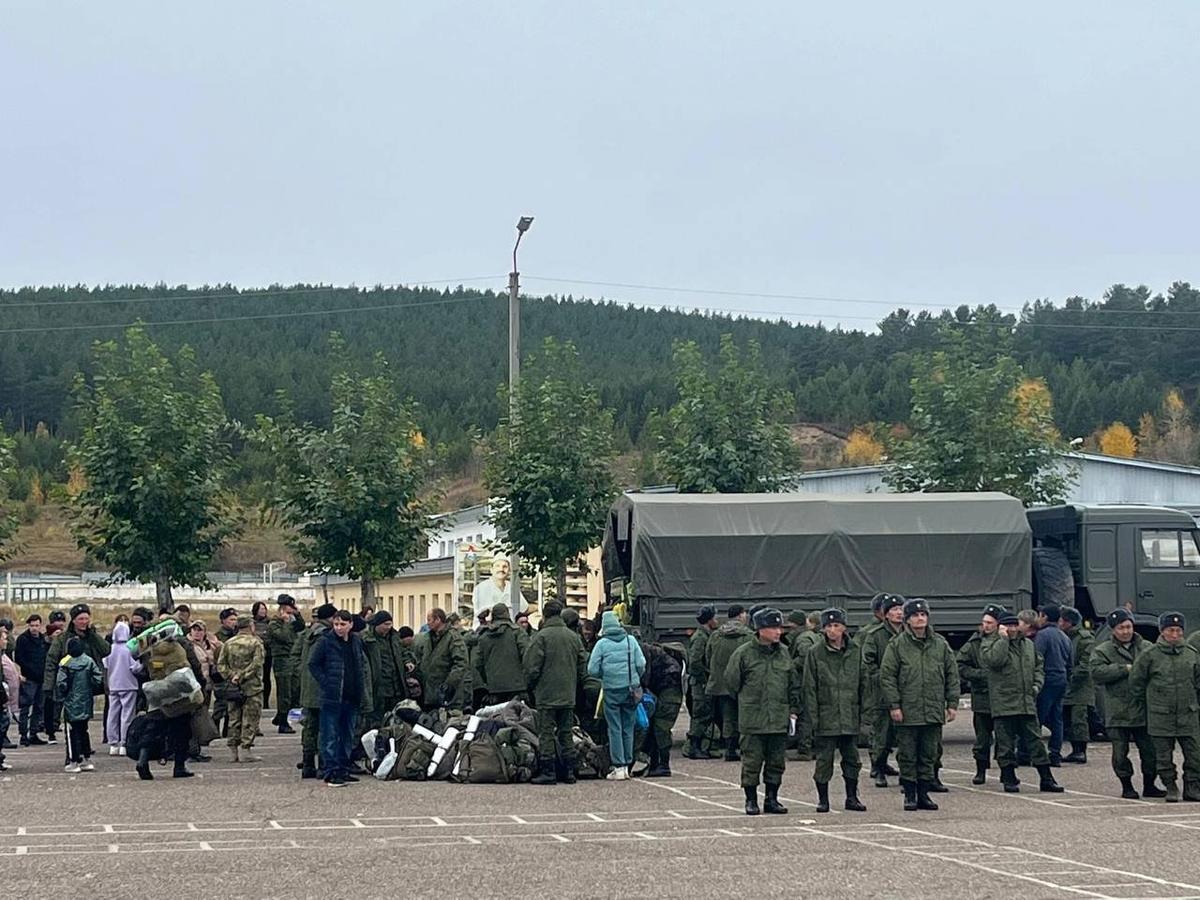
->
xmin=363 ymin=699 xmax=611 ymax=784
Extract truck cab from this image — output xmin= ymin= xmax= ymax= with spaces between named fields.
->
xmin=1026 ymin=504 xmax=1200 ymax=624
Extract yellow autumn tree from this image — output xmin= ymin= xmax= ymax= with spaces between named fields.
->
xmin=1013 ymin=378 xmax=1061 ymax=441
xmin=843 ymin=428 xmax=884 ymax=466
xmin=65 ymin=463 xmax=87 ymax=498
xmin=1098 ymin=422 xmax=1137 ymax=458
xmin=27 ymin=472 xmax=45 ymax=505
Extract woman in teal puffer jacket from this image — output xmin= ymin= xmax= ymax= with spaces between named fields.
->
xmin=588 ymin=612 xmax=646 ymax=779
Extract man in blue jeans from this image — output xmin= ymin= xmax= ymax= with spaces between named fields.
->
xmin=1033 ymin=604 xmax=1073 ymax=766
xmin=307 ymin=610 xmax=366 ymax=787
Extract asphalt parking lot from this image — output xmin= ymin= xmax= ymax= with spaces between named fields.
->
xmin=4 ymin=711 xmax=1200 ymax=900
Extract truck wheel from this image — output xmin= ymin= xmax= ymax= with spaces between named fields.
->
xmin=1032 ymin=547 xmax=1074 ymax=609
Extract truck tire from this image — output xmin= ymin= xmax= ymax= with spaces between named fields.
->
xmin=1032 ymin=547 xmax=1074 ymax=610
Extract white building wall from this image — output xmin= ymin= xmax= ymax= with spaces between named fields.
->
xmin=427 ymin=504 xmax=496 ymax=559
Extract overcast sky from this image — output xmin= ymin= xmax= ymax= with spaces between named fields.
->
xmin=3 ymin=3 xmax=1197 ymax=328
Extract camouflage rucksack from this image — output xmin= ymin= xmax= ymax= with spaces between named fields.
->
xmin=396 ymin=733 xmax=437 ymax=780
xmin=494 ymin=725 xmax=538 ymax=782
xmin=571 ymin=726 xmax=612 ymax=779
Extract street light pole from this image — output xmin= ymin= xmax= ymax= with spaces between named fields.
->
xmin=508 ymin=215 xmax=533 ymax=615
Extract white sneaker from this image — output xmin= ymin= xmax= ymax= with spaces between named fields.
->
xmin=64 ymin=763 xmax=82 ymax=773
xmin=118 ymin=745 xmax=127 ymax=757
xmin=606 ymin=765 xmax=629 ymax=781
xmin=109 ymin=746 xmax=120 ymax=756
xmin=0 ymin=761 xmax=12 ymax=771
xmin=81 ymin=760 xmax=95 ymax=772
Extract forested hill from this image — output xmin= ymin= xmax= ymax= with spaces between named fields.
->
xmin=1 ymin=281 xmax=1196 ymax=461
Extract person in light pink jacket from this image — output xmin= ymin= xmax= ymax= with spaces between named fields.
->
xmin=103 ymin=622 xmax=143 ymax=755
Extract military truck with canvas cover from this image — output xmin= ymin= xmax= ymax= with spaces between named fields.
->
xmin=601 ymin=492 xmax=1032 ymax=644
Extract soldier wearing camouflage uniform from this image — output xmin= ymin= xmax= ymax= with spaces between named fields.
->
xmin=956 ymin=604 xmax=1005 ymax=784
xmin=683 ymin=606 xmax=719 ymax=759
xmin=217 ymin=616 xmax=265 ymax=763
xmin=526 ymin=601 xmax=587 ymax=785
xmin=474 ymin=603 xmax=530 ymax=705
xmin=1059 ymin=606 xmax=1095 ymax=764
xmin=211 ymin=607 xmax=240 ymax=736
xmin=292 ymin=602 xmax=336 ymax=779
xmin=1129 ymin=611 xmax=1200 ymax=803
xmin=860 ymin=594 xmax=904 ymax=787
xmin=265 ymin=595 xmax=303 ymax=733
xmin=362 ymin=611 xmax=414 ymax=729
xmin=705 ymin=605 xmax=753 ymax=761
xmin=880 ymin=598 xmax=958 ymax=812
xmin=414 ymin=608 xmax=469 ymax=712
xmin=1091 ymin=607 xmax=1165 ymax=800
xmin=639 ymin=640 xmax=684 ymax=777
xmin=725 ymin=608 xmax=800 ymax=816
xmin=803 ymin=608 xmax=867 ymax=813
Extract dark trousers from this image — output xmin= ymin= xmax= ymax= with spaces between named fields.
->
xmin=869 ymin=707 xmax=897 ymax=765
xmin=262 ymin=653 xmax=273 ymax=709
xmin=1152 ymin=734 xmax=1200 ymax=789
xmin=65 ymin=720 xmax=93 ymax=763
xmin=19 ymin=681 xmax=43 ymax=739
xmin=167 ymin=714 xmax=191 ymax=766
xmin=740 ymin=732 xmax=787 ymax=787
xmin=895 ymin=724 xmax=942 ymax=783
xmin=1109 ymin=726 xmax=1156 ymax=780
xmin=713 ymin=695 xmax=739 ymax=741
xmin=318 ymin=702 xmax=355 ymax=780
xmin=994 ymin=714 xmax=1050 ymax=768
xmin=646 ymin=695 xmax=682 ymax=759
xmin=813 ymin=733 xmax=861 ymax=783
xmin=43 ymin=694 xmax=61 ymax=737
xmin=536 ymin=705 xmax=576 ymax=765
xmin=687 ymin=683 xmax=713 ymax=741
xmin=971 ymin=710 xmax=994 ymax=766
xmin=1063 ymin=703 xmax=1089 ymax=743
xmin=1037 ymin=675 xmax=1066 ymax=756
xmin=301 ymin=706 xmax=322 ymax=755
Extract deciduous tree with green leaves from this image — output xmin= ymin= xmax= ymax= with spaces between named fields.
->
xmin=884 ymin=328 xmax=1074 ymax=506
xmin=0 ymin=424 xmax=19 ymax=560
xmin=485 ymin=338 xmax=618 ymax=601
xmin=256 ymin=341 xmax=440 ymax=606
xmin=70 ymin=325 xmax=241 ymax=611
xmin=655 ymin=334 xmax=797 ymax=493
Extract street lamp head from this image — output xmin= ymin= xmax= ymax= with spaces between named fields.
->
xmin=516 ymin=216 xmax=534 ymax=234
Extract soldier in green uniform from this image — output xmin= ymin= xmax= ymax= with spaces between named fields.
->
xmin=983 ymin=613 xmax=1063 ymax=794
xmin=957 ymin=604 xmax=1004 ymax=784
xmin=880 ymin=598 xmax=958 ymax=812
xmin=803 ymin=608 xmax=867 ymax=813
xmin=216 ymin=616 xmax=265 ymax=763
xmin=413 ymin=608 xmax=469 ymax=712
xmin=861 ymin=594 xmax=904 ymax=787
xmin=474 ymin=603 xmax=530 ymax=705
xmin=1129 ymin=611 xmax=1200 ymax=803
xmin=1091 ymin=608 xmax=1165 ymax=799
xmin=725 ymin=608 xmax=800 ymax=816
xmin=291 ymin=602 xmax=336 ymax=778
xmin=526 ymin=601 xmax=587 ymax=785
xmin=265 ymin=595 xmax=303 ymax=733
xmin=1059 ymin=607 xmax=1095 ymax=764
xmin=640 ymin=641 xmax=684 ymax=777
xmin=791 ymin=612 xmax=824 ymax=758
xmin=211 ymin=607 xmax=240 ymax=736
xmin=683 ymin=606 xmax=720 ymax=759
xmin=705 ymin=605 xmax=753 ymax=761
xmin=362 ymin=610 xmax=414 ymax=730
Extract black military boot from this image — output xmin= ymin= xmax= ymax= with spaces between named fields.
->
xmin=815 ymin=781 xmax=830 ymax=813
xmin=902 ymin=780 xmax=918 ymax=811
xmin=744 ymin=785 xmax=760 ymax=816
xmin=278 ymin=723 xmax=296 ymax=735
xmin=927 ymin=769 xmax=948 ymax=793
xmin=531 ymin=757 xmax=558 ymax=785
xmin=647 ymin=749 xmax=672 ymax=778
xmin=881 ymin=760 xmax=899 ymax=777
xmin=682 ymin=736 xmax=706 ymax=760
xmin=844 ymin=777 xmax=866 ymax=812
xmin=1036 ymin=764 xmax=1064 ymax=793
xmin=301 ymin=750 xmax=318 ymax=780
xmin=1119 ymin=776 xmax=1139 ymax=800
xmin=562 ymin=761 xmax=577 ymax=785
xmin=1000 ymin=765 xmax=1020 ymax=793
xmin=136 ymin=748 xmax=154 ymax=781
xmin=915 ymin=782 xmax=939 ymax=810
xmin=1143 ymin=776 xmax=1167 ymax=799
xmin=1063 ymin=742 xmax=1088 ymax=764
xmin=1164 ymin=778 xmax=1180 ymax=803
xmin=972 ymin=759 xmax=987 ymax=785
xmin=763 ymin=783 xmax=787 ymax=814
xmin=872 ymin=755 xmax=888 ymax=788
xmin=173 ymin=762 xmax=194 ymax=779
xmin=724 ymin=737 xmax=741 ymax=762
xmin=1183 ymin=780 xmax=1200 ymax=802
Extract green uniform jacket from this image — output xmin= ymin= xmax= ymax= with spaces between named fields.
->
xmin=474 ymin=618 xmax=530 ymax=695
xmin=880 ymin=626 xmax=959 ymax=725
xmin=292 ymin=621 xmax=330 ymax=708
xmin=1064 ymin=627 xmax=1096 ymax=706
xmin=860 ymin=620 xmax=900 ymax=712
xmin=1129 ymin=638 xmax=1200 ymax=738
xmin=981 ymin=634 xmax=1042 ymax=718
xmin=265 ymin=615 xmax=302 ymax=678
xmin=956 ymin=630 xmax=992 ymax=715
xmin=724 ymin=639 xmax=800 ymax=735
xmin=362 ymin=628 xmax=412 ymax=705
xmin=55 ymin=654 xmax=103 ymax=721
xmin=414 ymin=627 xmax=469 ymax=706
xmin=217 ymin=633 xmax=265 ymax=694
xmin=686 ymin=626 xmax=711 ymax=687
xmin=704 ymin=622 xmax=753 ymax=697
xmin=43 ymin=626 xmax=110 ymax=693
xmin=524 ymin=616 xmax=586 ymax=708
xmin=1090 ymin=635 xmax=1149 ymax=728
xmin=802 ymin=634 xmax=866 ymax=737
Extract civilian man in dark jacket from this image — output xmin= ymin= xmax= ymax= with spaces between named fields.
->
xmin=307 ymin=610 xmax=367 ymax=787
xmin=1033 ymin=604 xmax=1073 ymax=765
xmin=15 ymin=614 xmax=50 ymax=745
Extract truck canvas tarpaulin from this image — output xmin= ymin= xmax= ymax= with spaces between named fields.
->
xmin=602 ymin=491 xmax=1032 ymax=639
